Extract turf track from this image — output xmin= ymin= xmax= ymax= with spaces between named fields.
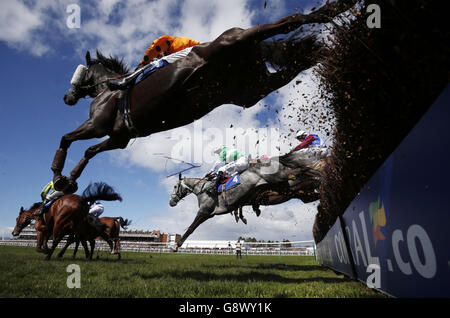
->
xmin=0 ymin=245 xmax=385 ymax=298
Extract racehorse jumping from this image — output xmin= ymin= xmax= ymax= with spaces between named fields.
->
xmin=57 ymin=216 xmax=131 ymax=260
xmin=12 ymin=182 xmax=123 ymax=260
xmin=50 ymin=0 xmax=356 ymax=193
xmin=169 ymin=149 xmax=328 ymax=250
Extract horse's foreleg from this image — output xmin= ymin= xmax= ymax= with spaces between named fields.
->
xmin=177 ymin=210 xmax=213 ymax=249
xmin=68 ymin=136 xmax=129 ymax=186
xmin=51 ymin=120 xmax=98 ymax=190
xmin=35 ymin=231 xmax=46 ymax=254
xmin=45 ymin=236 xmax=63 ymax=261
xmin=252 ymin=203 xmax=261 ymax=217
xmin=233 ymin=209 xmax=239 ymax=223
xmin=57 ymin=234 xmax=74 ymax=258
xmin=239 ymin=206 xmax=247 ymax=225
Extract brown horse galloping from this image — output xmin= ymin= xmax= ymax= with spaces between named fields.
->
xmin=12 ymin=182 xmax=123 ymax=260
xmin=50 ymin=0 xmax=356 ymax=193
xmin=57 ymin=216 xmax=131 ymax=260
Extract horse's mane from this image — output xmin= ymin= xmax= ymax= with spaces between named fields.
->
xmin=94 ymin=50 xmax=130 ymax=75
xmin=28 ymin=202 xmax=42 ymax=210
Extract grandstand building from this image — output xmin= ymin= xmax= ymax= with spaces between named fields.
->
xmin=5 ymin=226 xmax=315 ymax=256
xmin=15 ymin=225 xmax=180 ymax=243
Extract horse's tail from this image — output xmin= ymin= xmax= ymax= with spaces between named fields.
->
xmin=82 ymin=182 xmax=123 ymax=204
xmin=113 ymin=217 xmax=132 ymax=230
xmin=260 ymin=33 xmax=320 ymax=71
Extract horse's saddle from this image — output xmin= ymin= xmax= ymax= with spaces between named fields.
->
xmin=108 ymin=59 xmax=169 ymax=91
xmin=41 ymin=195 xmax=63 ymax=215
xmin=218 ymin=174 xmax=241 ymax=193
xmin=108 ymin=47 xmax=193 ymax=91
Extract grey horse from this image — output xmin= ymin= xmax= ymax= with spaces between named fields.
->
xmin=169 ymin=148 xmax=328 ymax=250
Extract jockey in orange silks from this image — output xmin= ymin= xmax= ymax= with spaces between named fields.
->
xmin=138 ymin=35 xmax=200 ymax=68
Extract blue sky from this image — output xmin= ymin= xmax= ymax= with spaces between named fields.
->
xmin=0 ymin=0 xmax=335 ymax=241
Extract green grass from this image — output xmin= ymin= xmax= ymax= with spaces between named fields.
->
xmin=0 ymin=245 xmax=385 ymax=298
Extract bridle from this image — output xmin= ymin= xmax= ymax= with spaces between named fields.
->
xmin=16 ymin=212 xmax=33 ymax=231
xmin=171 ymin=179 xmax=194 ymax=203
xmin=75 ymin=72 xmax=131 ymax=91
xmin=72 ymin=61 xmax=133 ymax=94
xmin=171 ymin=178 xmax=211 ymax=204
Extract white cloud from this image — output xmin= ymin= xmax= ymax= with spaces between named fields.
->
xmin=0 ymin=226 xmax=14 ymax=239
xmin=0 ymin=1 xmax=45 ymax=54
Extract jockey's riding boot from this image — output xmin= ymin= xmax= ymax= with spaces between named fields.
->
xmin=34 ymin=202 xmax=47 ymax=217
xmin=212 ymin=171 xmax=224 ymax=195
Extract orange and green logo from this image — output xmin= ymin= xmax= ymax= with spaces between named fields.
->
xmin=369 ymin=197 xmax=386 ymax=247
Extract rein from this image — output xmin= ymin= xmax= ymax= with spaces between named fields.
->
xmin=76 ymin=73 xmax=131 ymax=91
xmin=177 ymin=179 xmax=209 ymax=199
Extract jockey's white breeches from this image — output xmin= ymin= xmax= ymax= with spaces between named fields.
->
xmin=46 ymin=190 xmax=64 ymax=201
xmin=89 ymin=205 xmax=104 ymax=218
xmin=218 ymin=156 xmax=249 ymax=178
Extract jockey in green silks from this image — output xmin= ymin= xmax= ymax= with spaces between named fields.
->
xmin=35 ymin=181 xmax=64 ymax=217
xmin=207 ymin=145 xmax=250 ymax=193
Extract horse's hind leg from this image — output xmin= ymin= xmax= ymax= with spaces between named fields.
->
xmin=111 ymin=239 xmax=121 ymax=258
xmin=236 ymin=0 xmax=355 ymax=43
xmin=89 ymin=239 xmax=95 ymax=260
xmin=72 ymin=240 xmax=80 ymax=259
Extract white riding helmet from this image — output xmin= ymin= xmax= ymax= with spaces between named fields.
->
xmin=296 ymin=130 xmax=307 ymax=138
xmin=213 ymin=145 xmax=223 ymax=155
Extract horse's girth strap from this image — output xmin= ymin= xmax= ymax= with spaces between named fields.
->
xmin=117 ymin=91 xmax=139 ymax=138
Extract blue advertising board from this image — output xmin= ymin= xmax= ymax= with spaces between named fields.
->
xmin=316 ymin=86 xmax=450 ymax=297
xmin=316 ymin=218 xmax=354 ymax=278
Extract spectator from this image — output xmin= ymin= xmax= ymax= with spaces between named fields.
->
xmin=236 ymin=240 xmax=242 ymax=259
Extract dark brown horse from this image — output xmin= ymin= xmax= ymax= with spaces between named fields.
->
xmin=12 ymin=182 xmax=122 ymax=260
xmin=57 ymin=216 xmax=131 ymax=260
xmin=50 ymin=0 xmax=356 ymax=193
xmin=233 ymin=174 xmax=321 ymax=224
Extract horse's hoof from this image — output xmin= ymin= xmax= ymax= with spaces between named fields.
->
xmin=53 ymin=175 xmax=68 ymax=191
xmin=36 ymin=248 xmax=49 ymax=254
xmin=64 ymin=180 xmax=78 ymax=194
xmin=242 ymin=218 xmax=247 ymax=225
